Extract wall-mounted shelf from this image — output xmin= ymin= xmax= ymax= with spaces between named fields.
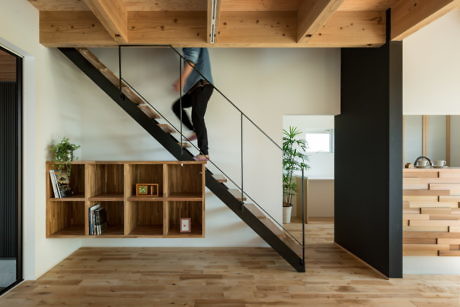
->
xmin=46 ymin=161 xmax=206 ymax=238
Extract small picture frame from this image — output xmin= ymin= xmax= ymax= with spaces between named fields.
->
xmin=136 ymin=184 xmax=149 ymax=195
xmin=180 ymin=218 xmax=191 ymax=233
xmin=136 ymin=183 xmax=159 ymax=197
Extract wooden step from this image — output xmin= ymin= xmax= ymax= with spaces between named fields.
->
xmin=281 ymin=231 xmax=303 ymax=257
xmin=78 ymin=48 xmax=144 ymax=105
xmin=158 ymin=123 xmax=176 ymax=134
xmin=244 ymin=203 xmax=266 ymax=219
xmin=78 ymin=48 xmax=105 ymax=70
xmin=178 ymin=142 xmax=191 ymax=148
xmin=138 ymin=104 xmax=160 ymax=119
xmin=122 ymin=86 xmax=144 ymax=105
xmin=213 ymin=174 xmax=227 ymax=183
xmin=229 ymin=189 xmax=246 ymax=201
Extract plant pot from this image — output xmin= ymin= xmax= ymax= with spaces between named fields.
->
xmin=283 ymin=205 xmax=293 ymax=224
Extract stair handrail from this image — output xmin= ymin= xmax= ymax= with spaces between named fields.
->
xmin=117 ymin=45 xmax=306 ymax=255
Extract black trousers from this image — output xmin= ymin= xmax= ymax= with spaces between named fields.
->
xmin=172 ymin=83 xmax=214 ymax=155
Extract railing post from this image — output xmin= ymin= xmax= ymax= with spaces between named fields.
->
xmin=301 ymin=167 xmax=305 ymax=266
xmin=241 ymin=113 xmax=244 ymax=203
xmin=179 ymin=53 xmax=183 ymax=155
xmin=118 ymin=45 xmax=123 ymax=99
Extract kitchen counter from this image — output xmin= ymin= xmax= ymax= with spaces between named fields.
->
xmin=403 ymin=168 xmax=460 ymax=256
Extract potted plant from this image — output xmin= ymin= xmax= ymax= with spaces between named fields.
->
xmin=50 ymin=137 xmax=80 ymax=175
xmin=282 ymin=126 xmax=309 ymax=224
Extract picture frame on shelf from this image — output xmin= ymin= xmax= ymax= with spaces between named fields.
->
xmin=180 ymin=218 xmax=191 ymax=233
xmin=136 ymin=183 xmax=159 ymax=197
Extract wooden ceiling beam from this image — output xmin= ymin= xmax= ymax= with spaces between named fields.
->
xmin=39 ymin=11 xmax=117 ymax=47
xmin=391 ymin=0 xmax=459 ymax=41
xmin=37 ymin=7 xmax=385 ymax=47
xmin=297 ymin=0 xmax=345 ymax=43
xmin=83 ymin=0 xmax=128 ymax=43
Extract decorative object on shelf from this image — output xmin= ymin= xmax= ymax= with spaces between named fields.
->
xmin=433 ymin=160 xmax=447 ymax=168
xmin=282 ymin=126 xmax=309 ymax=224
xmin=136 ymin=183 xmax=159 ymax=197
xmin=49 ymin=137 xmax=80 ymax=175
xmin=404 ymin=163 xmax=414 ymax=169
xmin=180 ymin=218 xmax=191 ymax=233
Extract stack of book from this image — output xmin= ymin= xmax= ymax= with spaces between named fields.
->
xmin=49 ymin=170 xmax=73 ymax=198
xmin=89 ymin=204 xmax=107 ymax=235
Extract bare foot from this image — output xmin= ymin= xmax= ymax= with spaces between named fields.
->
xmin=193 ymin=155 xmax=209 ymax=161
xmin=187 ymin=133 xmax=197 ymax=141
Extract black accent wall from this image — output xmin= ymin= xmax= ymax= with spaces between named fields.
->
xmin=335 ymin=35 xmax=403 ymax=276
xmin=0 ymin=81 xmax=19 ymax=258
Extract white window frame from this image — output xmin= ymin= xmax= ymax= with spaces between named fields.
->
xmin=305 ymin=129 xmax=334 ymax=153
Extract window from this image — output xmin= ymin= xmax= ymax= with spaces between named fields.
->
xmin=305 ymin=130 xmax=334 ymax=153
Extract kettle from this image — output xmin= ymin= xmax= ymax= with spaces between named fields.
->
xmin=414 ymin=156 xmax=432 ymax=168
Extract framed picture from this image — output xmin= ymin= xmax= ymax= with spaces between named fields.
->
xmin=136 ymin=183 xmax=159 ymax=197
xmin=136 ymin=184 xmax=149 ymax=196
xmin=180 ymin=218 xmax=191 ymax=233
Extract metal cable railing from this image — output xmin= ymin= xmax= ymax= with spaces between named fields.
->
xmin=116 ymin=46 xmax=306 ymax=260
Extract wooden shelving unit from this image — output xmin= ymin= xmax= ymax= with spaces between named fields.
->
xmin=46 ymin=161 xmax=206 ymax=238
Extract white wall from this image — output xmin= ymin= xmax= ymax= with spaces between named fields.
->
xmin=80 ymin=48 xmax=340 ymax=248
xmin=0 ymin=0 xmax=124 ymax=279
xmin=403 ymin=8 xmax=460 ymax=274
xmin=404 ymin=8 xmax=460 ymax=115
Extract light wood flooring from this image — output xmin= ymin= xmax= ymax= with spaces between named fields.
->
xmin=1 ymin=220 xmax=460 ymax=306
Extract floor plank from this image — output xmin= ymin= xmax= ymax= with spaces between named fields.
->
xmin=1 ymin=221 xmax=460 ymax=306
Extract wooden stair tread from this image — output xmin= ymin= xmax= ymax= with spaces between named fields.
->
xmin=213 ymin=174 xmax=227 ymax=183
xmin=281 ymin=231 xmax=303 ymax=257
xmin=244 ymin=203 xmax=266 ymax=219
xmin=78 ymin=48 xmax=144 ymax=105
xmin=158 ymin=123 xmax=176 ymax=134
xmin=178 ymin=142 xmax=191 ymax=148
xmin=138 ymin=104 xmax=160 ymax=119
xmin=229 ymin=189 xmax=247 ymax=201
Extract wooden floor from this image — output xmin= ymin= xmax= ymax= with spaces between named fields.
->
xmin=1 ymin=220 xmax=460 ymax=306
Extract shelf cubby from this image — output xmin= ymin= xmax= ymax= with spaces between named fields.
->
xmin=47 ymin=201 xmax=85 ymax=237
xmin=46 ymin=161 xmax=205 ymax=238
xmin=167 ymin=164 xmax=203 ymax=200
xmin=167 ymin=201 xmax=203 ymax=237
xmin=88 ymin=164 xmax=124 ymax=201
xmin=88 ymin=201 xmax=124 ymax=237
xmin=127 ymin=164 xmax=165 ymax=201
xmin=46 ymin=163 xmax=85 ymax=200
xmin=126 ymin=202 xmax=164 ymax=237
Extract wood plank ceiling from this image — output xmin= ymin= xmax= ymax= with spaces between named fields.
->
xmin=28 ymin=0 xmax=459 ymax=47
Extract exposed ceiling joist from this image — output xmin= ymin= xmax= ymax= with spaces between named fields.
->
xmin=39 ymin=11 xmax=116 ymax=47
xmin=297 ymin=0 xmax=344 ymax=43
xmin=28 ymin=0 xmax=458 ymax=47
xmin=391 ymin=0 xmax=459 ymax=41
xmin=83 ymin=0 xmax=128 ymax=43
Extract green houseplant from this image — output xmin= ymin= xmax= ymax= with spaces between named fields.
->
xmin=283 ymin=126 xmax=309 ymax=224
xmin=50 ymin=137 xmax=80 ymax=175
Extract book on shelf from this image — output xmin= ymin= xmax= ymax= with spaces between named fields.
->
xmin=49 ymin=169 xmax=74 ymax=198
xmin=49 ymin=170 xmax=60 ymax=198
xmin=88 ymin=204 xmax=107 ymax=235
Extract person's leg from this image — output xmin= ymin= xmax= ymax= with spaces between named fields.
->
xmin=191 ymin=85 xmax=214 ymax=156
xmin=172 ymin=93 xmax=194 ymax=131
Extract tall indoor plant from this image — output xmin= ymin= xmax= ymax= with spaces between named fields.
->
xmin=283 ymin=126 xmax=309 ymax=224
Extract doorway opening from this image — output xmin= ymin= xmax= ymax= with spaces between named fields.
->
xmin=0 ymin=45 xmax=23 ymax=294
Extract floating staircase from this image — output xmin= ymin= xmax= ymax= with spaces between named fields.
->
xmin=59 ymin=47 xmax=305 ymax=272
